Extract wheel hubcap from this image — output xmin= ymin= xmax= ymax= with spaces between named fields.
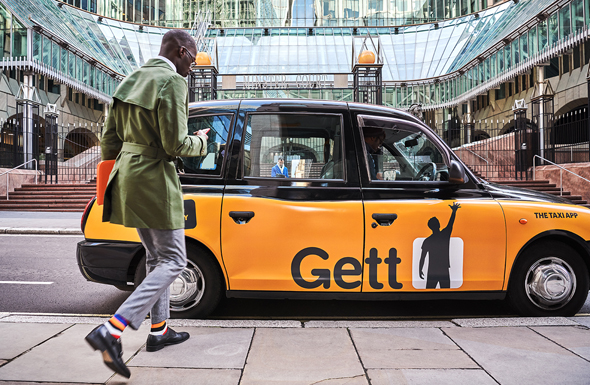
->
xmin=169 ymin=259 xmax=205 ymax=312
xmin=525 ymin=257 xmax=576 ymax=310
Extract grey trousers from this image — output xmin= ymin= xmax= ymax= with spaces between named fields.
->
xmin=116 ymin=228 xmax=187 ymax=330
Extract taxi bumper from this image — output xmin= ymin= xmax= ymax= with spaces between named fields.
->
xmin=76 ymin=240 xmax=143 ymax=286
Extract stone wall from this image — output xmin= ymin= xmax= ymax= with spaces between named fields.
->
xmin=533 ymin=163 xmax=590 ymax=202
xmin=0 ymin=168 xmax=39 ymax=198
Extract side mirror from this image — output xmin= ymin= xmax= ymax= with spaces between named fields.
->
xmin=448 ymin=160 xmax=467 ymax=184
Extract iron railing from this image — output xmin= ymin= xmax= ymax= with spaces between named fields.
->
xmin=432 ymin=114 xmax=589 ymax=181
xmin=0 ymin=117 xmax=102 ymax=185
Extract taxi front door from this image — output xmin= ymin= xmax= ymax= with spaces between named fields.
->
xmin=220 ymin=106 xmax=365 ymax=294
xmin=357 ymin=116 xmax=507 ymax=295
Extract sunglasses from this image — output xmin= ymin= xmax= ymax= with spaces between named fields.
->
xmin=181 ymin=46 xmax=195 ymax=62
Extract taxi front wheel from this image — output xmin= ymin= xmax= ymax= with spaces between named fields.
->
xmin=133 ymin=243 xmax=224 ymax=319
xmin=508 ymin=241 xmax=589 ymax=317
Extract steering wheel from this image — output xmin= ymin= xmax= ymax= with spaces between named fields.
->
xmin=415 ymin=162 xmax=437 ymax=181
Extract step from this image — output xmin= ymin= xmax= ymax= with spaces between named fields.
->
xmin=545 ymin=191 xmax=571 ymax=196
xmin=20 ymin=184 xmax=96 ymax=190
xmin=494 ymin=180 xmax=551 ymax=185
xmin=0 ymin=199 xmax=91 ymax=205
xmin=14 ymin=189 xmax=96 ymax=194
xmin=0 ymin=203 xmax=87 ymax=209
xmin=0 ymin=208 xmax=83 ymax=212
xmin=20 ymin=184 xmax=96 ymax=189
xmin=9 ymin=191 xmax=96 ymax=197
xmin=497 ymin=182 xmax=556 ymax=188
xmin=0 ymin=197 xmax=92 ymax=202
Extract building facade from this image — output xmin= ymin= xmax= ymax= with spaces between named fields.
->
xmin=0 ymin=0 xmax=588 ymax=183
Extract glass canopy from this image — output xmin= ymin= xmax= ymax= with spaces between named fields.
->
xmin=1 ymin=0 xmax=587 ymax=108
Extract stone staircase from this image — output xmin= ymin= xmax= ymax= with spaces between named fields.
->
xmin=0 ymin=182 xmax=96 ymax=212
xmin=490 ymin=179 xmax=590 ymax=208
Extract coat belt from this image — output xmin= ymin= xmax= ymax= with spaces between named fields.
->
xmin=121 ymin=142 xmax=174 ymax=161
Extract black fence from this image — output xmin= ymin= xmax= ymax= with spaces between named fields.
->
xmin=1 ymin=108 xmax=588 ymax=185
xmin=429 ymin=110 xmax=589 ymax=181
xmin=0 ymin=117 xmax=102 ymax=185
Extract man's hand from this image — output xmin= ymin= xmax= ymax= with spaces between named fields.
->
xmin=449 ymin=202 xmax=461 ymax=211
xmin=194 ymin=128 xmax=210 ymax=141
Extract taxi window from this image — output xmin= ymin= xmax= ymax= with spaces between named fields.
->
xmin=180 ymin=114 xmax=233 ymax=176
xmin=362 ymin=124 xmax=449 ymax=182
xmin=243 ymin=113 xmax=344 ymax=180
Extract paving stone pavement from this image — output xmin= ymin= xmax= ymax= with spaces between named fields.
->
xmin=0 ymin=315 xmax=589 ymax=384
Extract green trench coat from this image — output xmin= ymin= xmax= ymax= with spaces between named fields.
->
xmin=101 ymin=58 xmax=206 ymax=230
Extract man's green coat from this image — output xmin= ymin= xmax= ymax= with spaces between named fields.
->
xmin=101 ymin=58 xmax=206 ymax=230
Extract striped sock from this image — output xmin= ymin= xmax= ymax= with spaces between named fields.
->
xmin=150 ymin=320 xmax=168 ymax=336
xmin=104 ymin=314 xmax=128 ymax=339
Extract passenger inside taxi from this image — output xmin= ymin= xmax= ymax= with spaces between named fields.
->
xmin=363 ymin=127 xmax=386 ymax=180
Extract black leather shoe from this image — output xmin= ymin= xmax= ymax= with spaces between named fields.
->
xmin=146 ymin=327 xmax=190 ymax=352
xmin=85 ymin=325 xmax=131 ymax=378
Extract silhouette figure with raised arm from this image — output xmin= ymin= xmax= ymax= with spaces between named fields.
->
xmin=419 ymin=202 xmax=461 ymax=289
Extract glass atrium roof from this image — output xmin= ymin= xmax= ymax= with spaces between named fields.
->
xmin=4 ymin=0 xmax=562 ymax=83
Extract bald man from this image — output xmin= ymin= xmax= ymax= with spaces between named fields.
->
xmin=85 ymin=30 xmax=208 ymax=378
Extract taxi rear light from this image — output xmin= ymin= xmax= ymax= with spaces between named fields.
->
xmin=81 ymin=197 xmax=96 ymax=234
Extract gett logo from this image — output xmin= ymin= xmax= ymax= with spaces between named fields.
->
xmin=291 ymin=247 xmax=403 ymax=290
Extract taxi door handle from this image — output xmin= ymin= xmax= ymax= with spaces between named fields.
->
xmin=371 ymin=213 xmax=398 ymax=228
xmin=229 ymin=211 xmax=255 ymax=224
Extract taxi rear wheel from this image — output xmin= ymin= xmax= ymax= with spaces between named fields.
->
xmin=508 ymin=241 xmax=589 ymax=316
xmin=133 ymin=243 xmax=224 ymax=319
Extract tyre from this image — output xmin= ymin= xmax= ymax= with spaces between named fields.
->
xmin=132 ymin=243 xmax=224 ymax=318
xmin=508 ymin=241 xmax=589 ymax=316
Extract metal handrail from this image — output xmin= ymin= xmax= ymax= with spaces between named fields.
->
xmin=533 ymin=155 xmax=590 ymax=197
xmin=465 ymin=148 xmax=490 ymax=179
xmin=0 ymin=159 xmax=39 ymax=200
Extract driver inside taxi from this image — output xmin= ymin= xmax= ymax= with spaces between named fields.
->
xmin=363 ymin=127 xmax=385 ymax=180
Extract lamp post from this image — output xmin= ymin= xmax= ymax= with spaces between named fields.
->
xmin=188 ymin=37 xmax=218 ymax=102
xmin=352 ymin=35 xmax=383 ymax=105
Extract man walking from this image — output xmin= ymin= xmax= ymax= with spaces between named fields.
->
xmin=85 ymin=30 xmax=208 ymax=378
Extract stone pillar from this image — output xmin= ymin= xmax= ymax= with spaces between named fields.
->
xmin=43 ymin=104 xmax=59 ymax=184
xmin=512 ymin=99 xmax=530 ymax=180
xmin=531 ymin=66 xmax=555 ymax=163
xmin=462 ymin=101 xmax=473 ymax=144
xmin=587 ymin=59 xmax=590 ymax=161
xmin=15 ymin=72 xmax=41 ymax=169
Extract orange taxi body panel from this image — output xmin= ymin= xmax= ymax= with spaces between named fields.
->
xmin=501 ymin=201 xmax=590 ymax=290
xmin=220 ymin=197 xmax=364 ymax=292
xmin=363 ymin=199 xmax=507 ymax=293
xmin=96 ymin=160 xmax=115 ymax=205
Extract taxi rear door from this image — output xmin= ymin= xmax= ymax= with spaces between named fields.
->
xmin=220 ymin=101 xmax=365 ymax=294
xmin=353 ymin=111 xmax=507 ymax=296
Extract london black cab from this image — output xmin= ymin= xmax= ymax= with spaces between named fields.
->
xmin=77 ymin=99 xmax=590 ymax=318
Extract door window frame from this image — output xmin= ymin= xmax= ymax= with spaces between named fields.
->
xmin=182 ymin=112 xmax=236 ymax=178
xmin=357 ymin=115 xmax=453 ymax=184
xmin=241 ymin=111 xmax=347 ymax=182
